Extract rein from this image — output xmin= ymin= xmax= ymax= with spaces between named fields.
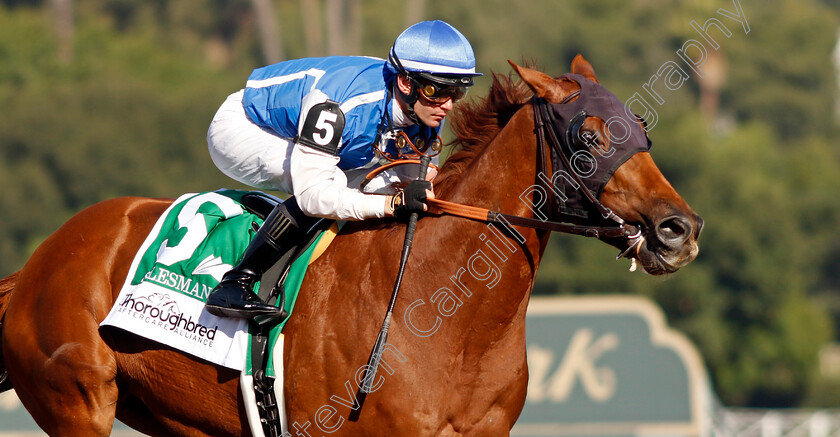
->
xmin=362 ymin=92 xmax=643 ymax=243
xmin=425 ymin=198 xmax=631 ymax=238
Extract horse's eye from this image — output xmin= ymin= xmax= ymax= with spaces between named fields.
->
xmin=580 ymin=131 xmax=597 ymax=144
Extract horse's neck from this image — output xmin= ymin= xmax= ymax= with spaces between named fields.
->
xmin=444 ymin=107 xmax=543 ymax=219
xmin=425 ymin=106 xmax=549 ymax=344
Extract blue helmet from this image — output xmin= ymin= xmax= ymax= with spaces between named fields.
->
xmin=389 ymin=20 xmax=481 ymax=87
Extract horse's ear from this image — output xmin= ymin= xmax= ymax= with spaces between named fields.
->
xmin=508 ymin=60 xmax=577 ymax=103
xmin=570 ymin=54 xmax=599 ymax=84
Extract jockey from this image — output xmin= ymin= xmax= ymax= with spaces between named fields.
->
xmin=204 ymin=20 xmax=481 ymax=319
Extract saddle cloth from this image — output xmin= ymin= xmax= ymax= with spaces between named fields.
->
xmin=100 ymin=190 xmax=335 ymax=373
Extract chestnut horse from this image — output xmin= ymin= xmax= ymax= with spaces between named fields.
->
xmin=0 ymin=56 xmax=701 ymax=436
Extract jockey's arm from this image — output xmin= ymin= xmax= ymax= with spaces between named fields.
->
xmin=290 ymin=92 xmax=434 ymax=221
xmin=290 ymin=144 xmax=435 ymax=220
xmin=290 ymin=144 xmax=390 ymax=220
xmin=287 ymin=92 xmax=386 ymax=220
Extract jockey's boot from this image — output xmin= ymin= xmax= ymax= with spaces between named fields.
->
xmin=205 ymin=204 xmax=297 ymax=319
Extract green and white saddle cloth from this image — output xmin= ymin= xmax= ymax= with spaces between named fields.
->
xmin=100 ymin=190 xmax=325 ymax=374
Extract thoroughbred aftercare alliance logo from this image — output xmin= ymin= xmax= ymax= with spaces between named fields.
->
xmin=117 ymin=291 xmax=219 ymax=347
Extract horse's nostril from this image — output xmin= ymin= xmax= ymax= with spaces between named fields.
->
xmin=656 ymin=216 xmax=692 ymax=245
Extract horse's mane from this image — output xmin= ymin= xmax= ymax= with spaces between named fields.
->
xmin=0 ymin=271 xmax=20 ymax=328
xmin=434 ymin=71 xmax=533 ymax=197
xmin=0 ymin=271 xmax=19 ymax=324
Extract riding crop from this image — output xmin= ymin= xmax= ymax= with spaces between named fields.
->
xmin=360 ymin=154 xmax=431 ymax=394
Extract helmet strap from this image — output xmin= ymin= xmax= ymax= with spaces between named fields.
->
xmin=394 ymin=76 xmax=421 ymax=125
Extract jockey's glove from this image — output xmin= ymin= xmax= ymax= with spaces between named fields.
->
xmin=392 ymin=180 xmax=431 ymax=221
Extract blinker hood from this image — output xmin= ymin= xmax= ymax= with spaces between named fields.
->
xmin=542 ymin=73 xmax=652 ymax=219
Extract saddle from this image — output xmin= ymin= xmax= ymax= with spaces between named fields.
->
xmin=239 ymin=192 xmax=282 ymax=221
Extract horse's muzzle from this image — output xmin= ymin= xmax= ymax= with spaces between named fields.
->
xmin=637 ymin=212 xmax=703 ymax=275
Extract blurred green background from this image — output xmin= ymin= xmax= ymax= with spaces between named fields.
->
xmin=2 ymin=0 xmax=840 ymax=409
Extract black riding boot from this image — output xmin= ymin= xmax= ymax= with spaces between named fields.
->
xmin=205 ymin=204 xmax=298 ymax=319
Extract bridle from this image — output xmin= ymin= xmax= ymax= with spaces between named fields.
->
xmin=529 ymin=87 xmax=646 ymax=259
xmin=364 ymin=76 xmax=650 ymax=258
xmin=533 ymin=90 xmax=630 ymax=232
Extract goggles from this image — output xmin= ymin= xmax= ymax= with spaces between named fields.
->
xmin=409 ymin=76 xmax=469 ymax=104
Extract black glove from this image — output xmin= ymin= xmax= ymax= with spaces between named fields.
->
xmin=392 ymin=180 xmax=432 ymax=221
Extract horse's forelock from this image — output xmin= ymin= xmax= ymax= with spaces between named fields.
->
xmin=435 ymin=72 xmax=532 ymax=197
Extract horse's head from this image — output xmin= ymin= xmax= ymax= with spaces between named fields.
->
xmin=510 ymin=55 xmax=703 ymax=275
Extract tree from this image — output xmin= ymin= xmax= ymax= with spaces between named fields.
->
xmin=325 ymin=0 xmax=361 ymax=55
xmin=298 ymin=0 xmax=323 ymax=57
xmin=251 ymin=0 xmax=283 ymax=63
xmin=2 ymin=0 xmax=840 ymax=409
xmin=49 ymin=0 xmax=73 ymax=63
